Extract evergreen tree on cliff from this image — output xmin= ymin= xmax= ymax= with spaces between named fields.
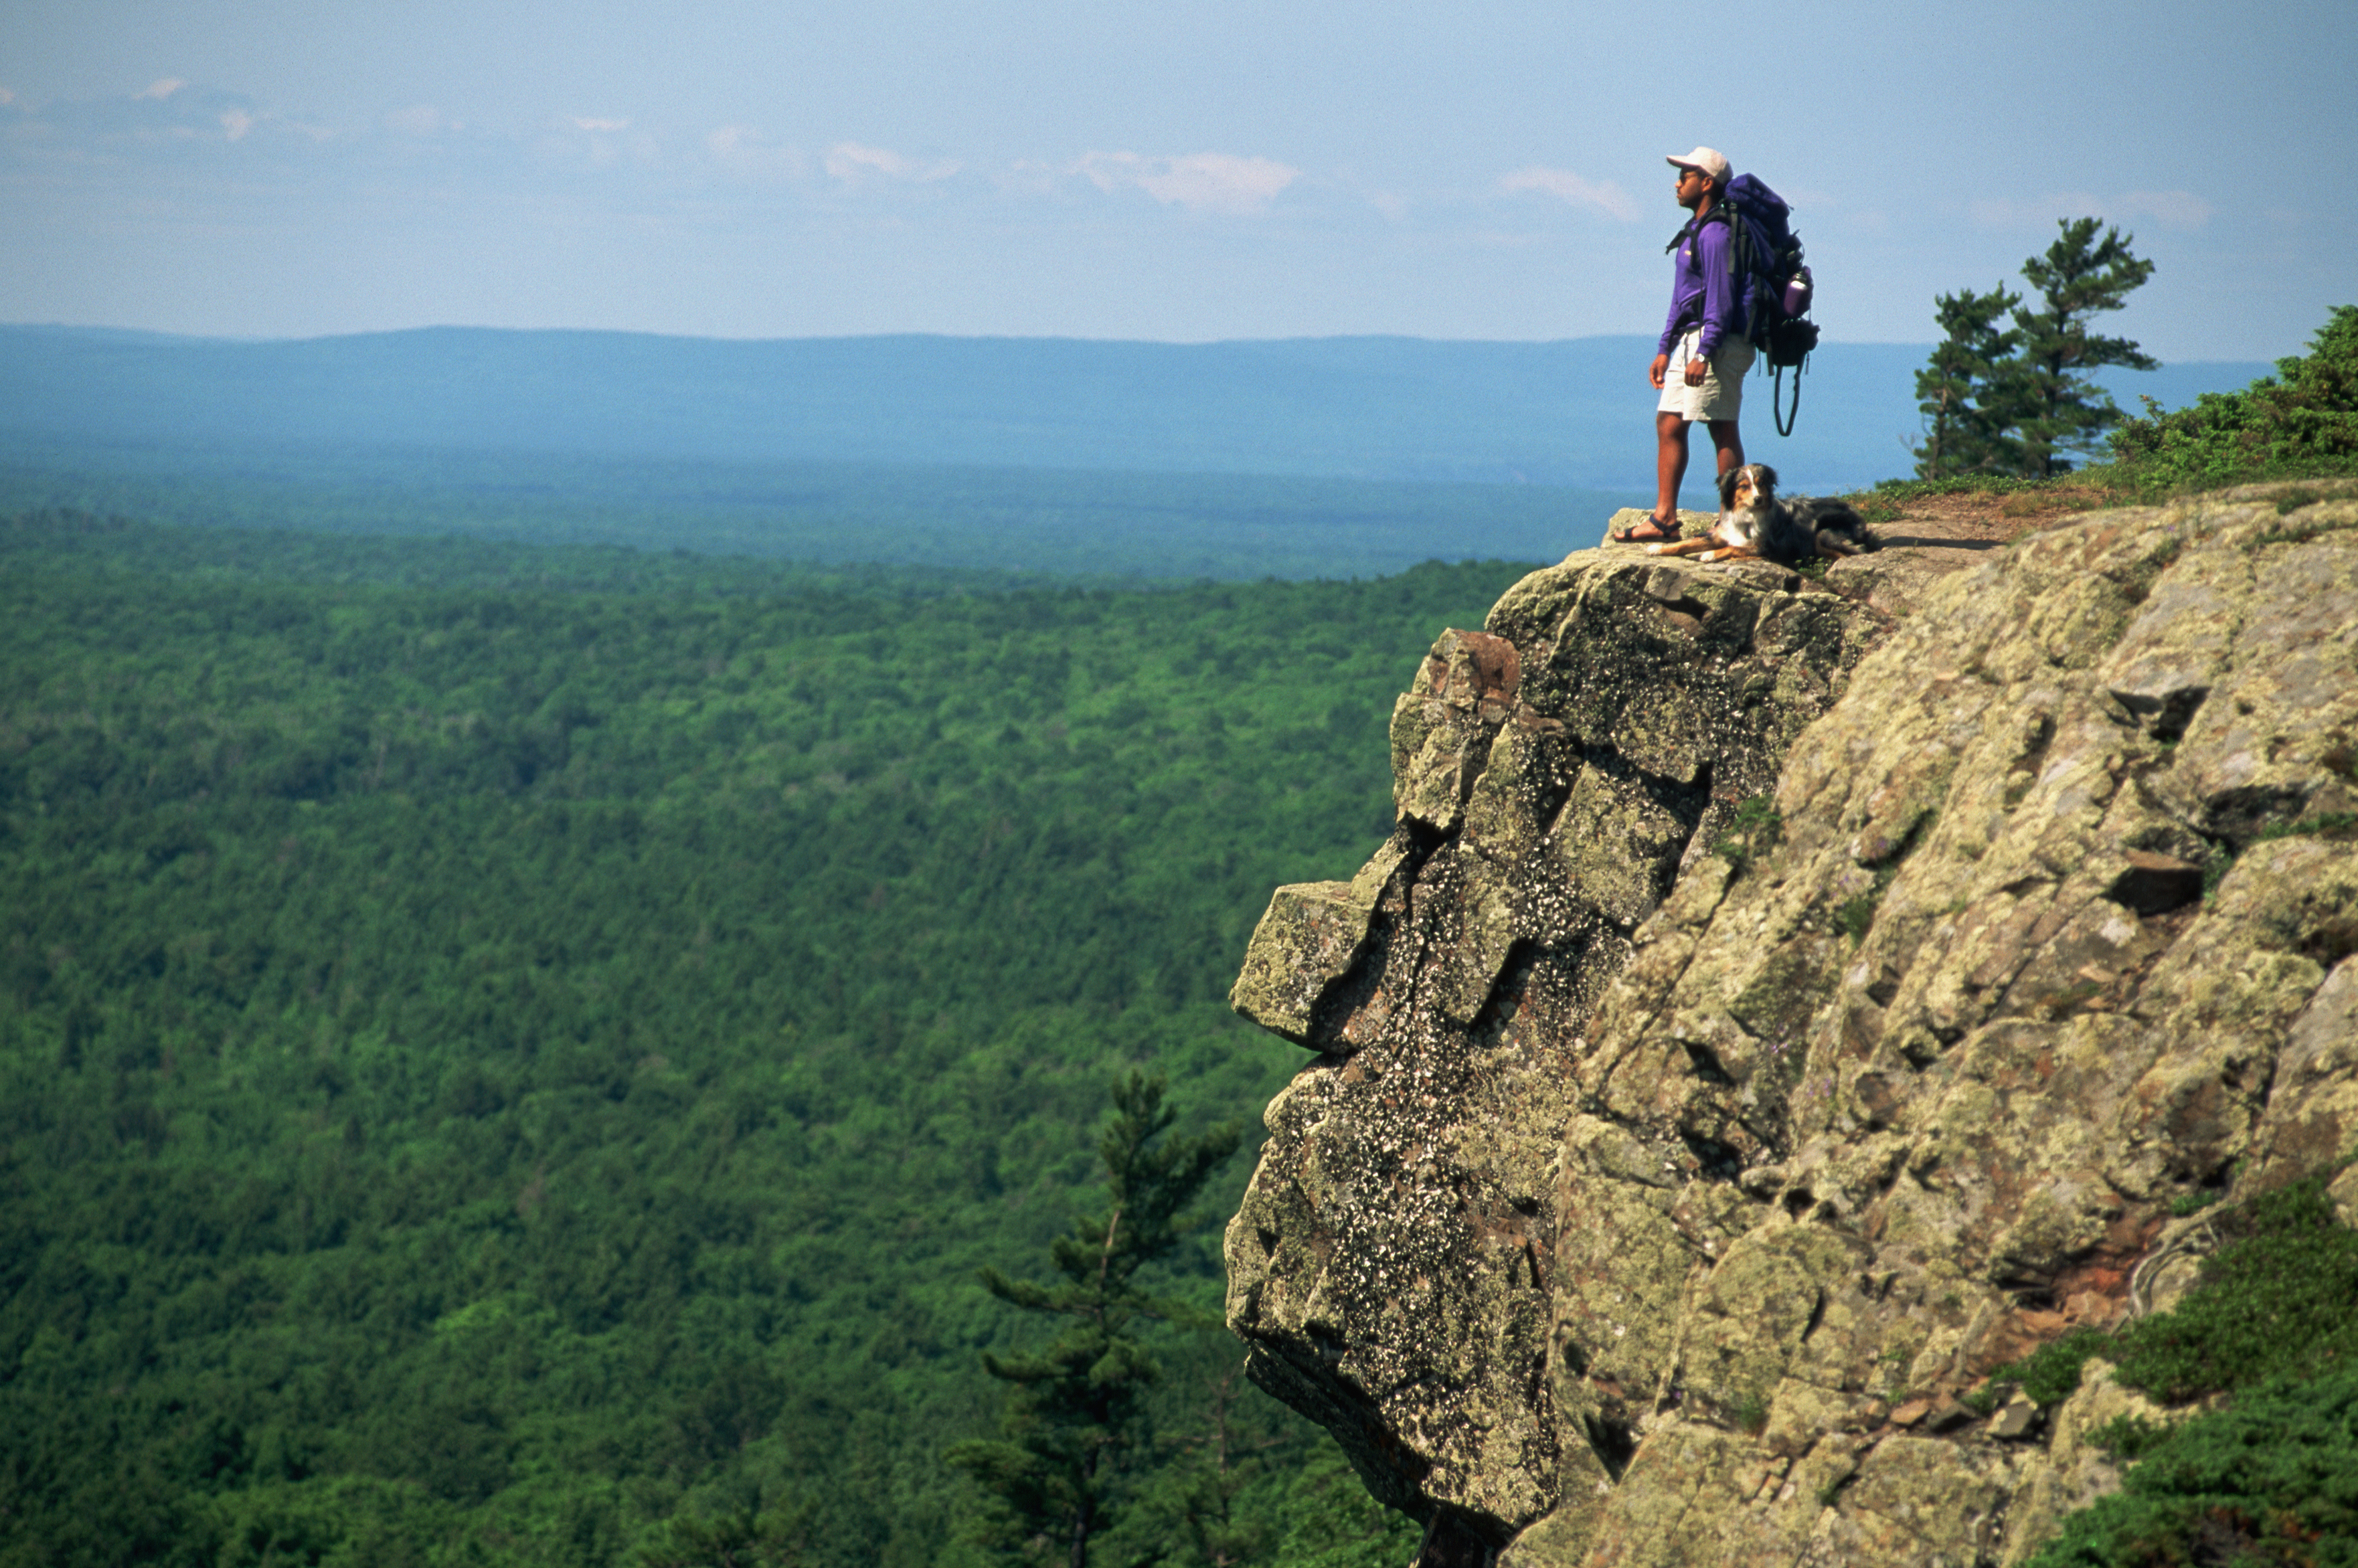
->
xmin=947 ymin=1072 xmax=1241 ymax=1568
xmin=1913 ymin=284 xmax=2025 ymax=477
xmin=2003 ymin=217 xmax=2158 ymax=475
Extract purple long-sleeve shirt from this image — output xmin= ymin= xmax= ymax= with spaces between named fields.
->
xmin=1657 ymin=211 xmax=1746 ymax=361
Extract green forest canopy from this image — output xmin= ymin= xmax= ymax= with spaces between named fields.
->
xmin=1 ymin=511 xmax=1518 ymax=1566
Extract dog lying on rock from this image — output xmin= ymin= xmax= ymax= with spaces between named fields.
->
xmin=1646 ymin=464 xmax=1877 ymax=565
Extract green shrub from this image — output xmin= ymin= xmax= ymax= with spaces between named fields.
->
xmin=1868 ymin=472 xmax=2057 ymax=501
xmin=1994 ymin=1328 xmax=2115 ymax=1410
xmin=2011 ymin=1174 xmax=2358 ymax=1565
xmin=1833 ymin=894 xmax=1878 ymax=944
xmin=2253 ymin=811 xmax=2358 ymax=846
xmin=2021 ymin=1369 xmax=2358 ymax=1568
xmin=2110 ymin=1176 xmax=2358 ymax=1404
xmin=2106 ymin=304 xmax=2358 ymax=490
xmin=2201 ymin=843 xmax=2237 ymax=901
xmin=1983 ymin=1174 xmax=2358 ymax=1423
xmin=2083 ymin=1415 xmax=2169 ymax=1461
xmin=1711 ymin=796 xmax=1784 ymax=876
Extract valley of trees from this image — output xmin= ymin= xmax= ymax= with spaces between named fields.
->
xmin=1 ymin=511 xmax=1514 ymax=1566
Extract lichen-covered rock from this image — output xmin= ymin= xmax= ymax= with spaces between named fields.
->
xmin=1232 ymin=843 xmax=1408 ymax=1044
xmin=1225 ymin=548 xmax=1880 ymax=1549
xmin=1517 ymin=488 xmax=2358 ymax=1567
xmin=1226 ymin=484 xmax=2358 ymax=1565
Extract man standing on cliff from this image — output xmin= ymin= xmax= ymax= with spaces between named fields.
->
xmin=1614 ymin=147 xmax=1754 ymax=543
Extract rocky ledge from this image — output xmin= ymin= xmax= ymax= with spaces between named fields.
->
xmin=1224 ymin=484 xmax=2358 ymax=1566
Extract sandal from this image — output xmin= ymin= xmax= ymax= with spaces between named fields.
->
xmin=1610 ymin=515 xmax=1680 ymax=544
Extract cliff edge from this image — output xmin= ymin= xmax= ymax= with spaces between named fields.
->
xmin=1224 ymin=484 xmax=2358 ymax=1566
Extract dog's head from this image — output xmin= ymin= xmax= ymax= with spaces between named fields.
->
xmin=1718 ymin=462 xmax=1778 ymax=513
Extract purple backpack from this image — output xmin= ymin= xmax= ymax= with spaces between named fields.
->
xmin=1668 ymin=172 xmax=1820 ymax=432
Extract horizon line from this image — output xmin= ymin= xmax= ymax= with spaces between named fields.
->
xmin=0 ymin=321 xmax=2044 ymax=354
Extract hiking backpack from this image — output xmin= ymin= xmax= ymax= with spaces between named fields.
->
xmin=1666 ymin=173 xmax=1820 ymax=435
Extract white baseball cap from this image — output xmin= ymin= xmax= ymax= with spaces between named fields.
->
xmin=1666 ymin=147 xmax=1732 ymax=185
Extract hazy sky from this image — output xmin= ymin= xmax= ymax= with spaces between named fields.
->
xmin=3 ymin=0 xmax=2350 ymax=358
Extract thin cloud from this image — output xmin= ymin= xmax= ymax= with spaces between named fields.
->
xmin=17 ymin=81 xmax=274 ymax=148
xmin=1971 ymin=192 xmax=2098 ymax=230
xmin=541 ymin=116 xmax=651 ymax=171
xmin=1497 ymin=166 xmax=1639 ymax=222
xmin=385 ymin=104 xmax=454 ymax=136
xmin=1972 ymin=190 xmax=2211 ymax=232
xmin=823 ymin=141 xmax=960 ymax=183
xmin=705 ymin=125 xmax=806 ymax=179
xmin=2116 ymin=190 xmax=2212 ymax=228
xmin=1076 ymin=151 xmax=1298 ymax=215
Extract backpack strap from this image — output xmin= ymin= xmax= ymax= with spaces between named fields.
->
xmin=1665 ymin=205 xmax=1731 ymax=258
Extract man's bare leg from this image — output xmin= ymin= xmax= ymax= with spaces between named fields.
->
xmin=1653 ymin=410 xmax=1690 ymax=529
xmin=1707 ymin=419 xmax=1745 ymax=485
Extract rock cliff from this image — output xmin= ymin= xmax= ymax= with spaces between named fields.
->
xmin=1224 ymin=485 xmax=2358 ymax=1566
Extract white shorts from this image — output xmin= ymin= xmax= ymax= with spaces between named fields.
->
xmin=1658 ymin=329 xmax=1755 ymax=422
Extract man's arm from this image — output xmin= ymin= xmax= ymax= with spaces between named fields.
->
xmin=1658 ymin=218 xmax=1701 ymax=360
xmin=1691 ymin=218 xmax=1742 ymax=361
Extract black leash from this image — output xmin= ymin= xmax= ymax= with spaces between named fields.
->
xmin=1772 ymin=355 xmax=1804 ymax=438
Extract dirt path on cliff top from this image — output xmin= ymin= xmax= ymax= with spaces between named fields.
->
xmin=1821 ymin=485 xmax=2119 ymax=616
xmin=1598 ymin=484 xmax=2121 ymax=618
xmin=1868 ymin=485 xmax=2116 ymax=549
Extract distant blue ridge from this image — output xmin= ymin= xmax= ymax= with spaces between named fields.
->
xmin=0 ymin=326 xmax=2268 ymax=493
xmin=0 ymin=327 xmax=2275 ymax=580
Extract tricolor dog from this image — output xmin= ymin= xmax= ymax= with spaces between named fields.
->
xmin=1645 ymin=464 xmax=1877 ymax=565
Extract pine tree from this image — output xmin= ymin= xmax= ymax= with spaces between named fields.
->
xmin=946 ymin=1072 xmax=1242 ymax=1568
xmin=2004 ymin=217 xmax=2158 ymax=476
xmin=1912 ymin=284 xmax=2024 ymax=478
